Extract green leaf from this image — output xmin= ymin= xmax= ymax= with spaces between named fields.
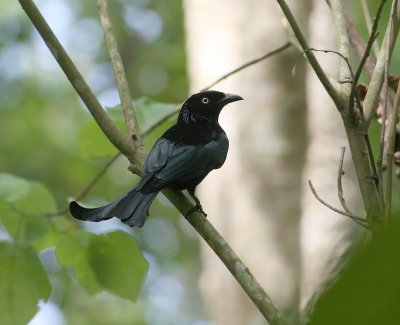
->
xmin=0 ymin=243 xmax=51 ymax=325
xmin=55 ymin=231 xmax=101 ymax=295
xmin=78 ymin=98 xmax=178 ymax=158
xmin=133 ymin=97 xmax=178 ymax=133
xmin=308 ymin=220 xmax=400 ymax=325
xmin=78 ymin=120 xmax=124 ymax=158
xmin=14 ymin=181 xmax=56 ymax=214
xmin=88 ymin=232 xmax=148 ymax=301
xmin=0 ymin=173 xmax=30 ymax=203
xmin=0 ymin=180 xmax=54 ymax=244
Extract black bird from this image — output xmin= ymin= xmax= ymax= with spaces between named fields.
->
xmin=70 ymin=90 xmax=243 ymax=227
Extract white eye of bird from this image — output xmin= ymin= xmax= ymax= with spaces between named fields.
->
xmin=201 ymin=97 xmax=209 ymax=104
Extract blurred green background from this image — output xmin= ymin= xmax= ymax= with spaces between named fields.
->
xmin=0 ymin=1 xmax=206 ymax=324
xmin=1 ymin=0 xmax=400 ymax=325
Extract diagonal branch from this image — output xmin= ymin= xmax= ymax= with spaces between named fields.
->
xmin=308 ymin=181 xmax=371 ymax=229
xmin=275 ymin=0 xmax=345 ymax=110
xmin=363 ymin=0 xmax=400 ymax=124
xmin=97 ymin=0 xmax=146 ymax=171
xmin=18 ymin=0 xmax=138 ymax=163
xmin=19 ymin=1 xmax=289 ymax=323
xmin=201 ymin=42 xmax=292 ymax=91
xmin=349 ymin=0 xmax=388 ymax=114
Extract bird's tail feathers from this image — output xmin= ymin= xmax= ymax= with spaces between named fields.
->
xmin=70 ymin=188 xmax=158 ymax=227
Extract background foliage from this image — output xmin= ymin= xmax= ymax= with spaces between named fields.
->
xmin=1 ymin=0 xmax=400 ymax=324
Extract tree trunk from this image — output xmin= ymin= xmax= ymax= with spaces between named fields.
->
xmin=184 ymin=1 xmax=310 ymax=324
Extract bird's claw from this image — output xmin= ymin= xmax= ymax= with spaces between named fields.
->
xmin=185 ymin=204 xmax=207 ymax=219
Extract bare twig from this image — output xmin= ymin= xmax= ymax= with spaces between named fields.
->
xmin=337 ymin=147 xmax=354 ymax=215
xmin=275 ymin=0 xmax=345 ymax=109
xmin=97 ymin=0 xmax=146 ymax=171
xmin=363 ymin=0 xmax=400 ymax=124
xmin=293 ymin=48 xmax=354 ymax=82
xmin=346 ymin=15 xmax=376 ymax=78
xmin=145 ymin=43 xmax=294 ymax=136
xmin=18 ymin=0 xmax=136 ymax=163
xmin=350 ymin=0 xmax=387 ymax=114
xmin=308 ymin=181 xmax=370 ymax=229
xmin=361 ymin=0 xmax=381 ymax=58
xmin=46 ymin=154 xmax=121 ymax=217
xmin=201 ymin=42 xmax=292 ymax=91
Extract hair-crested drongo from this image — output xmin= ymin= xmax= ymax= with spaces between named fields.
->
xmin=70 ymin=90 xmax=243 ymax=227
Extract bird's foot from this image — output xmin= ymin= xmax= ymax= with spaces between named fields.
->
xmin=185 ymin=204 xmax=207 ymax=219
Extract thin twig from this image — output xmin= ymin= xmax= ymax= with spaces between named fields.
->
xmin=361 ymin=0 xmax=381 ymax=58
xmin=337 ymin=147 xmax=354 ymax=215
xmin=308 ymin=181 xmax=371 ymax=229
xmin=46 ymin=154 xmax=121 ymax=217
xmin=346 ymin=14 xmax=376 ymax=78
xmin=293 ymin=48 xmax=354 ymax=82
xmin=97 ymin=0 xmax=146 ymax=171
xmin=275 ymin=0 xmax=345 ymax=110
xmin=145 ymin=44 xmax=294 ymax=136
xmin=349 ymin=0 xmax=387 ymax=114
xmin=363 ymin=0 xmax=400 ymax=125
xmin=201 ymin=42 xmax=292 ymax=91
xmin=18 ymin=0 xmax=135 ymax=162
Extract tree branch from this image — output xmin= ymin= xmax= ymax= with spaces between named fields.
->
xmin=162 ymin=189 xmax=289 ymax=325
xmin=361 ymin=0 xmax=381 ymax=58
xmin=275 ymin=0 xmax=345 ymax=110
xmin=279 ymin=0 xmax=383 ymax=222
xmin=337 ymin=147 xmax=354 ymax=215
xmin=308 ymin=181 xmax=371 ymax=229
xmin=201 ymin=42 xmax=292 ymax=91
xmin=349 ymin=0 xmax=388 ymax=115
xmin=97 ymin=0 xmax=146 ymax=172
xmin=330 ymin=0 xmax=352 ymax=97
xmin=20 ymin=0 xmax=289 ymax=323
xmin=18 ymin=0 xmax=137 ymax=163
xmin=363 ymin=0 xmax=400 ymax=124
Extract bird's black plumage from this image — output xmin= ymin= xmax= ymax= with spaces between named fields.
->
xmin=70 ymin=90 xmax=243 ymax=227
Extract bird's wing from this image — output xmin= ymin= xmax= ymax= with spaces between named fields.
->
xmin=152 ymin=138 xmax=228 ymax=188
xmin=136 ymin=137 xmax=175 ymax=191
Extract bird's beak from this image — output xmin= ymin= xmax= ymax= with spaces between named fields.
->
xmin=218 ymin=93 xmax=244 ymax=106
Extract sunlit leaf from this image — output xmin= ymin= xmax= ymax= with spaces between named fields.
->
xmin=0 ymin=173 xmax=30 ymax=203
xmin=308 ymin=220 xmax=400 ymax=325
xmin=88 ymin=231 xmax=148 ymax=302
xmin=78 ymin=120 xmax=125 ymax=158
xmin=0 ymin=243 xmax=51 ymax=325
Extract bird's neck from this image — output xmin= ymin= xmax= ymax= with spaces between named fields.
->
xmin=177 ymin=109 xmax=218 ymax=126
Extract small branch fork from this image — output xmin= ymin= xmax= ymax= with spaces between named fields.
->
xmin=308 ymin=148 xmax=371 ymax=230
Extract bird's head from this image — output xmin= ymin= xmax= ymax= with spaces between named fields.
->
xmin=178 ymin=90 xmax=243 ymax=125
